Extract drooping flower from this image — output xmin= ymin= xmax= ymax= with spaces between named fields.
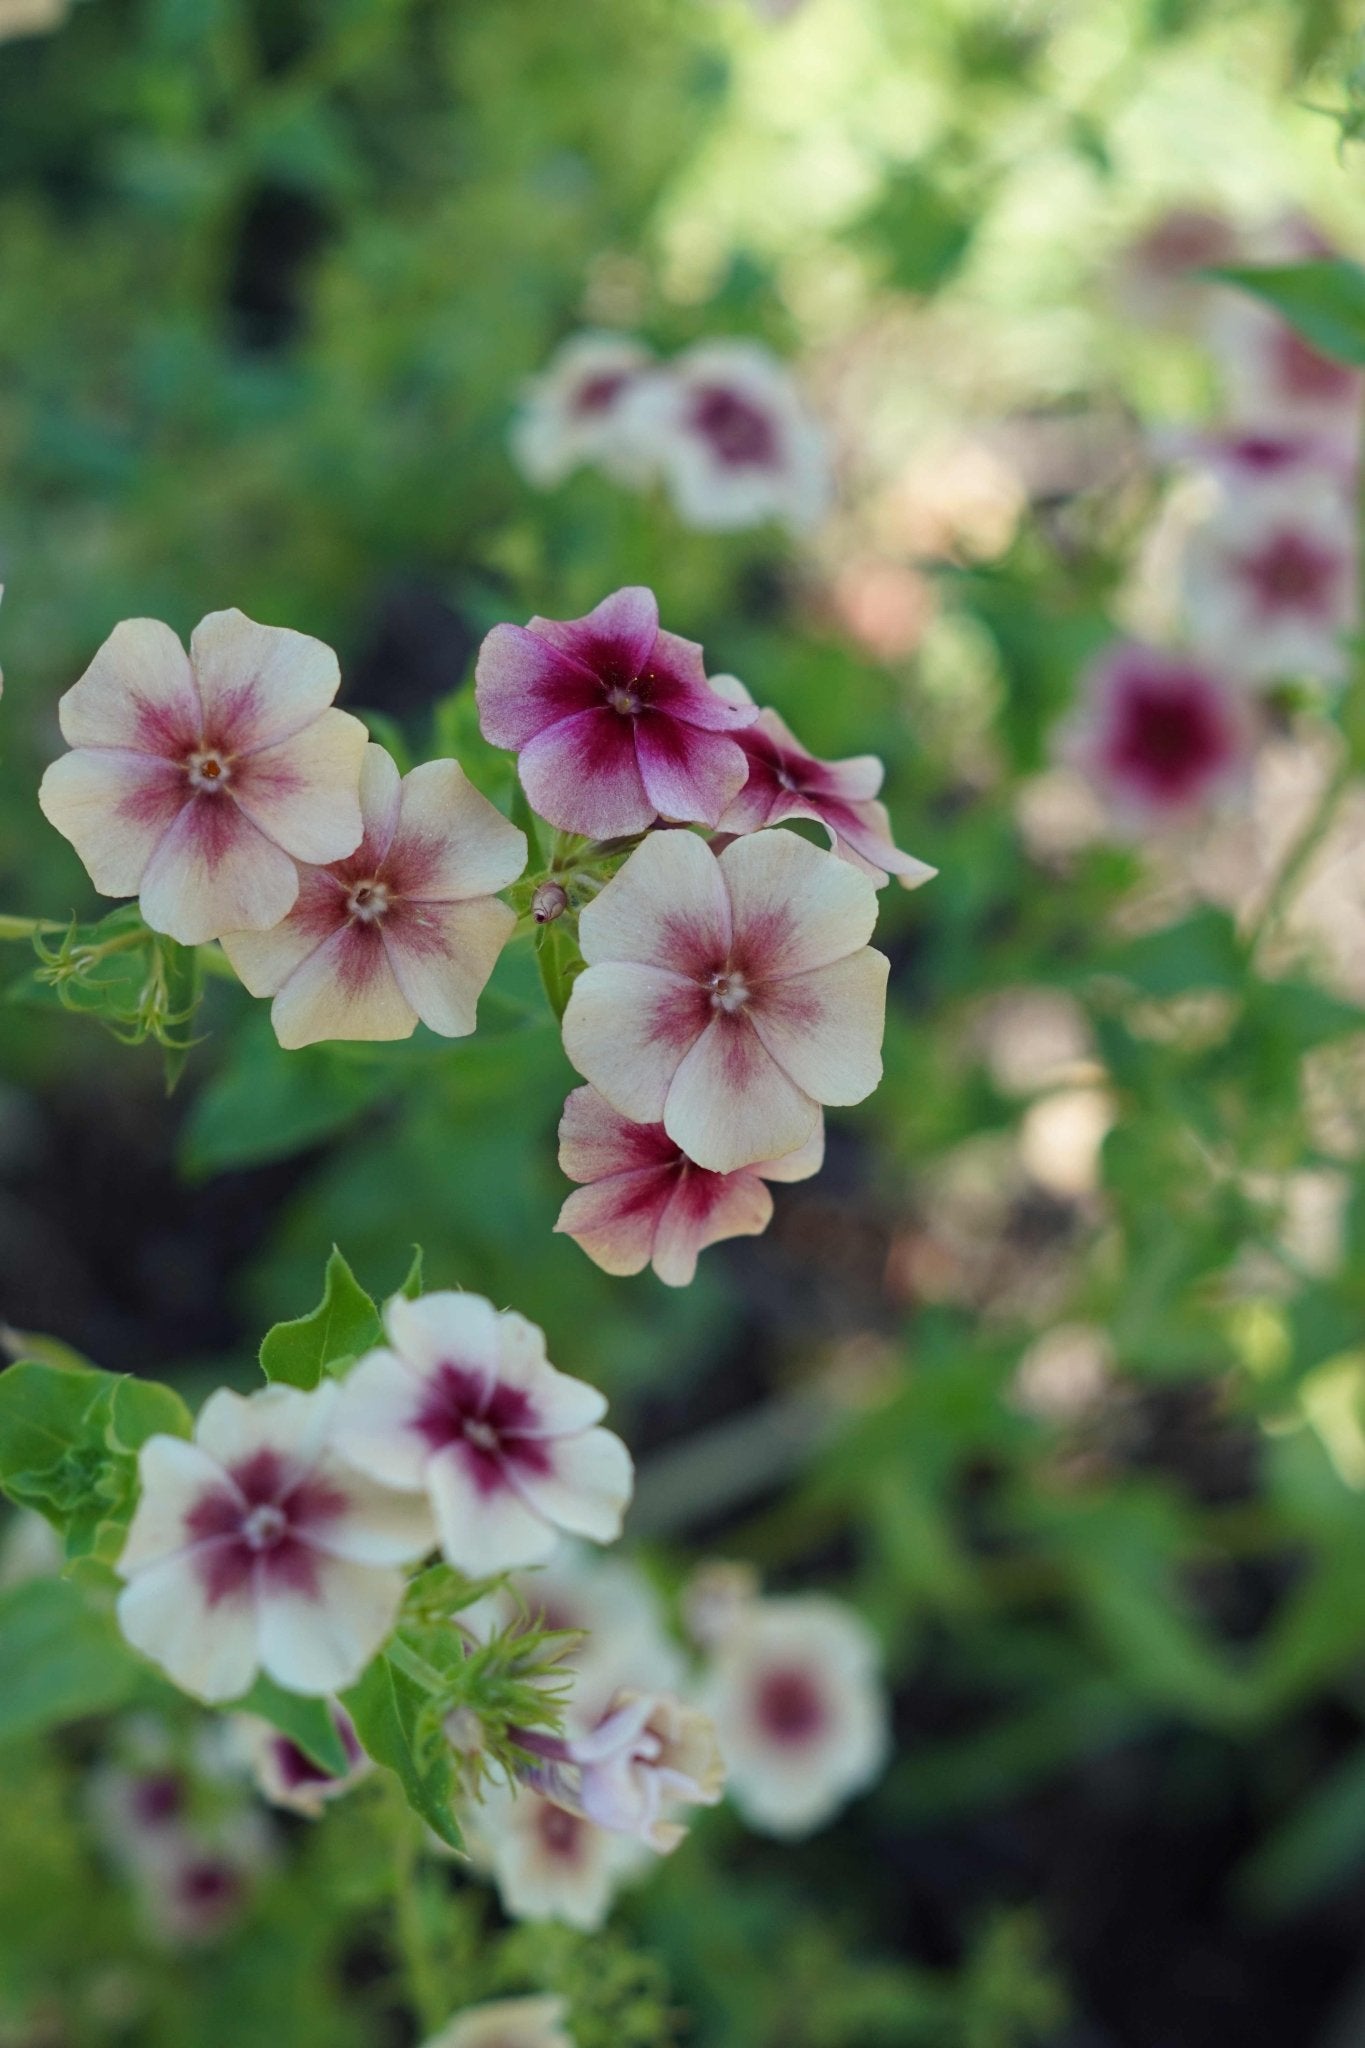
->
xmin=555 ymin=1084 xmax=824 ymax=1286
xmin=422 ymin=1996 xmax=574 ymax=2048
xmin=523 ymin=1690 xmax=725 ymax=1853
xmin=475 ymin=586 xmax=756 ymax=838
xmin=463 ymin=1779 xmax=649 ymax=1930
xmin=621 ymin=340 xmax=830 ymax=533
xmin=562 ymin=828 xmax=888 ymax=1175
xmin=698 ymin=1593 xmax=890 ymax=1839
xmin=116 ymin=1382 xmax=434 ymax=1703
xmin=38 ymin=610 xmax=369 ymax=945
xmin=710 ymin=675 xmax=936 ymax=888
xmin=235 ymin=1701 xmax=370 ymax=1817
xmin=331 ymin=1292 xmax=633 ymax=1576
xmin=511 ymin=332 xmax=657 ymax=489
xmin=1063 ymin=642 xmax=1251 ymax=822
xmin=219 ymin=743 xmax=525 ymax=1049
xmin=1182 ymin=470 xmax=1358 ymax=688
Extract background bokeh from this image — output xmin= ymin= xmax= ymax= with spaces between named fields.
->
xmin=3 ymin=1 xmax=1365 ymax=2043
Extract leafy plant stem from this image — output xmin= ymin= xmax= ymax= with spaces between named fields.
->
xmin=392 ymin=1796 xmax=447 ymax=2036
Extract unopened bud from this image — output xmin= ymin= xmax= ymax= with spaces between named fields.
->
xmin=533 ymin=880 xmax=569 ymax=925
xmin=443 ymin=1706 xmax=484 ymax=1757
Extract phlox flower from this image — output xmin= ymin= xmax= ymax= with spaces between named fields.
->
xmin=116 ymin=1382 xmax=434 ymax=1703
xmin=463 ymin=1778 xmax=649 ymax=1930
xmin=525 ymin=1691 xmax=725 ymax=1853
xmin=555 ymin=1084 xmax=824 ymax=1286
xmin=134 ymin=1813 xmax=275 ymax=1949
xmin=38 ymin=610 xmax=368 ymax=945
xmin=331 ymin=1291 xmax=633 ymax=1576
xmin=699 ymin=1593 xmax=890 ymax=1838
xmin=422 ymin=1996 xmax=574 ymax=2048
xmin=219 ymin=743 xmax=525 ymax=1048
xmin=475 ymin=586 xmax=756 ymax=838
xmin=621 ymin=340 xmax=830 ymax=533
xmin=511 ymin=331 xmax=657 ymax=489
xmin=235 ymin=1700 xmax=370 ymax=1817
xmin=1064 ymin=643 xmax=1251 ymax=823
xmin=710 ymin=674 xmax=937 ymax=888
xmin=562 ymin=827 xmax=888 ymax=1175
xmin=1210 ymin=294 xmax=1362 ymax=441
xmin=1182 ymin=471 xmax=1358 ymax=688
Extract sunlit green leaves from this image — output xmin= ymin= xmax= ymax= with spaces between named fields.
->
xmin=258 ymin=1245 xmax=384 ymax=1388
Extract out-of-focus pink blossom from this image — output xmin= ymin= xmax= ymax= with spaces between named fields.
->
xmin=511 ymin=332 xmax=657 ymax=489
xmin=1182 ymin=471 xmax=1358 ymax=688
xmin=236 ymin=1700 xmax=370 ymax=1817
xmin=525 ymin=1691 xmax=725 ymax=1853
xmin=1064 ymin=642 xmax=1252 ymax=823
xmin=1210 ymin=294 xmax=1362 ymax=441
xmin=464 ymin=1779 xmax=649 ymax=1929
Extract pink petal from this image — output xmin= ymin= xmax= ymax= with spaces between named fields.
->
xmin=381 ymin=896 xmax=517 ymax=1037
xmin=138 ymin=792 xmax=300 ymax=944
xmin=819 ymin=794 xmax=937 ymax=889
xmin=558 ymin=1086 xmax=678 ymax=1184
xmin=189 ymin=610 xmax=345 ymax=753
xmin=562 ymin=961 xmax=710 ymax=1123
xmin=517 ymin=708 xmax=655 ymax=837
xmin=475 ymin=623 xmax=603 ymax=750
xmin=301 ymin=1455 xmax=435 ymax=1566
xmin=218 ymin=866 xmax=347 ymax=998
xmin=647 ymin=639 xmax=760 ymax=735
xmin=255 ymin=1553 xmax=408 ymax=1695
xmin=807 ymin=746 xmax=885 ymax=804
xmin=577 ymin=828 xmax=731 ymax=973
xmin=353 ymin=743 xmax=404 ymax=867
xmin=229 ymin=709 xmax=368 ymax=864
xmin=427 ymin=1450 xmax=559 ymax=1574
xmin=748 ymin=949 xmax=888 ymax=1106
xmin=57 ymin=618 xmax=202 ymax=757
xmin=384 ymin=759 xmax=527 ymax=901
xmin=651 ymin=1167 xmax=773 ymax=1287
xmin=529 ymin=586 xmax=659 ymax=682
xmin=635 ymin=718 xmax=751 ymax=828
xmin=720 ymin=829 xmax=877 ymax=979
xmin=664 ymin=1015 xmax=819 ymax=1173
xmin=194 ymin=1381 xmax=338 ymax=1472
xmin=269 ymin=922 xmax=417 ymax=1048
xmin=510 ymin=1426 xmax=633 ymax=1543
xmin=555 ymin=1168 xmax=677 ymax=1277
xmin=38 ymin=747 xmax=186 ymax=895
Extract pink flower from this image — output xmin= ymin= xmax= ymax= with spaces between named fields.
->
xmin=1211 ymin=294 xmax=1363 ymax=440
xmin=1065 ymin=643 xmax=1251 ymax=821
xmin=38 ymin=610 xmax=369 ymax=945
xmin=525 ymin=1691 xmax=725 ymax=1853
xmin=236 ymin=1701 xmax=370 ymax=1817
xmin=116 ymin=1383 xmax=434 ymax=1703
xmin=219 ymin=743 xmax=525 ymax=1048
xmin=710 ymin=675 xmax=936 ymax=888
xmin=561 ymin=828 xmax=888 ymax=1175
xmin=511 ymin=332 xmax=657 ymax=489
xmin=464 ymin=1780 xmax=648 ymax=1929
xmin=555 ymin=1084 xmax=824 ymax=1286
xmin=331 ymin=1291 xmax=633 ymax=1575
xmin=475 ymin=586 xmax=756 ymax=838
xmin=1182 ymin=471 xmax=1357 ymax=688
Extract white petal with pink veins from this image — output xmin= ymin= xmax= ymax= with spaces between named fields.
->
xmin=383 ymin=897 xmax=518 ymax=1038
xmin=330 ymin=1349 xmax=431 ymax=1490
xmin=117 ymin=1553 xmax=259 ymax=1704
xmin=189 ymin=609 xmax=344 ymax=751
xmin=749 ymin=949 xmax=888 ymax=1106
xmin=665 ymin=1017 xmax=818 ymax=1173
xmin=219 ymin=868 xmax=345 ymax=998
xmin=577 ymin=829 xmax=731 ymax=972
xmin=385 ymin=1289 xmax=503 ymax=1391
xmin=562 ymin=962 xmax=706 ymax=1123
xmin=512 ymin=1427 xmax=633 ymax=1544
xmin=269 ymin=924 xmax=417 ymax=1048
xmin=118 ymin=1434 xmax=239 ymax=1575
xmin=137 ymin=795 xmax=300 ymax=945
xmin=427 ymin=1451 xmax=561 ymax=1574
xmin=254 ymin=1554 xmax=408 ymax=1695
xmin=57 ymin=617 xmax=201 ymax=754
xmin=230 ymin=709 xmax=369 ymax=865
xmin=719 ymin=830 xmax=877 ymax=978
xmin=38 ymin=748 xmax=185 ymax=895
xmin=493 ymin=1312 xmax=609 ymax=1436
xmin=388 ymin=759 xmax=527 ymax=900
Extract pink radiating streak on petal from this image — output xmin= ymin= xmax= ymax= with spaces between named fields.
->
xmin=634 ymin=717 xmax=750 ymax=827
xmin=518 ymin=706 xmax=656 ymax=836
xmin=529 ymin=585 xmax=659 ymax=682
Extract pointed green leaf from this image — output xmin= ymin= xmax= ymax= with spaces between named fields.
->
xmin=342 ymin=1651 xmax=462 ymax=1851
xmin=398 ymin=1245 xmax=424 ymax=1301
xmin=233 ymin=1675 xmax=350 ymax=1776
xmin=258 ymin=1247 xmax=382 ymax=1389
xmin=1209 ymin=259 xmax=1365 ymax=367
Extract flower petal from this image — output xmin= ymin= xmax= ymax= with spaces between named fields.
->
xmin=759 ymin=1115 xmax=826 ymax=1184
xmin=577 ymin=829 xmax=730 ymax=972
xmin=647 ymin=641 xmax=760 ymax=733
xmin=218 ymin=865 xmax=345 ymax=997
xmin=427 ymin=1450 xmax=560 ymax=1574
xmin=137 ymin=792 xmax=300 ymax=944
xmin=330 ymin=1348 xmax=431 ymax=1490
xmin=557 ymin=1086 xmax=677 ymax=1185
xmin=382 ymin=897 xmax=517 ymax=1038
xmin=269 ymin=923 xmax=416 ymax=1048
xmin=529 ymin=585 xmax=658 ymax=682
xmin=562 ymin=962 xmax=708 ymax=1123
xmin=664 ymin=1016 xmax=818 ymax=1173
xmin=494 ymin=1312 xmax=609 ymax=1435
xmin=229 ymin=709 xmax=368 ymax=864
xmin=302 ymin=1454 xmax=435 ymax=1566
xmin=57 ymin=618 xmax=201 ymax=756
xmin=117 ymin=1553 xmax=259 ymax=1704
xmin=555 ymin=1169 xmax=675 ymax=1278
xmin=720 ymin=829 xmax=878 ymax=978
xmin=475 ymin=623 xmax=603 ymax=751
xmin=511 ymin=1427 xmax=633 ymax=1544
xmin=38 ymin=748 xmax=185 ymax=896
xmin=385 ymin=759 xmax=527 ymax=900
xmin=748 ymin=949 xmax=888 ymax=1106
xmin=195 ymin=1382 xmax=339 ymax=1474
xmin=119 ymin=1435 xmax=239 ymax=1576
xmin=517 ymin=707 xmax=655 ymax=837
xmin=385 ymin=1290 xmax=503 ymax=1390
xmin=189 ymin=609 xmax=344 ymax=752
xmin=634 ymin=718 xmax=750 ymax=828
xmin=255 ymin=1554 xmax=407 ymax=1695
xmin=651 ymin=1168 xmax=773 ymax=1287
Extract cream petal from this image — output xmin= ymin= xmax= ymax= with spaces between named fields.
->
xmin=189 ymin=609 xmax=344 ymax=751
xmin=650 ymin=1169 xmax=773 ymax=1287
xmin=256 ymin=1553 xmax=407 ymax=1695
xmin=218 ymin=867 xmax=345 ymax=997
xmin=557 ymin=1085 xmax=674 ymax=1184
xmin=719 ymin=829 xmax=878 ymax=978
xmin=385 ymin=1291 xmax=503 ymax=1388
xmin=749 ymin=949 xmax=888 ymax=1106
xmin=511 ymin=1427 xmax=633 ymax=1543
xmin=330 ymin=1348 xmax=432 ymax=1491
xmin=387 ymin=759 xmax=527 ymax=900
xmin=577 ymin=829 xmax=730 ymax=972
xmin=382 ymin=896 xmax=517 ymax=1038
xmin=759 ymin=1114 xmax=826 ymax=1184
xmin=554 ymin=1173 xmax=665 ymax=1278
xmin=269 ymin=923 xmax=417 ymax=1049
xmin=195 ymin=1382 xmax=340 ymax=1472
xmin=57 ymin=618 xmax=201 ymax=754
xmin=137 ymin=793 xmax=300 ymax=945
xmin=562 ymin=962 xmax=708 ymax=1123
xmin=303 ymin=1453 xmax=436 ymax=1566
xmin=230 ymin=709 xmax=368 ymax=864
xmin=38 ymin=748 xmax=185 ymax=896
xmin=664 ymin=1016 xmax=818 ymax=1173
xmin=117 ymin=1553 xmax=259 ymax=1704
xmin=118 ymin=1435 xmax=236 ymax=1576
xmin=493 ymin=1313 xmax=608 ymax=1435
xmin=427 ymin=1450 xmax=560 ymax=1574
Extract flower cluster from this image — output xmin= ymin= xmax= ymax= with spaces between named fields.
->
xmin=511 ymin=333 xmax=830 ymax=533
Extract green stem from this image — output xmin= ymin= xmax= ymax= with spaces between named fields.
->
xmin=1241 ymin=752 xmax=1351 ymax=964
xmin=0 ymin=915 xmax=62 ymax=941
xmin=391 ymin=1801 xmax=447 ymax=2037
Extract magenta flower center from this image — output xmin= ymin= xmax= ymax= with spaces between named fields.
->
xmin=1237 ymin=531 xmax=1343 ymax=615
xmin=690 ymin=384 xmax=780 ymax=470
xmin=184 ymin=1448 xmax=347 ymax=1606
xmin=574 ymin=370 xmax=630 ymax=416
xmin=536 ymin=1801 xmax=585 ymax=1862
xmin=181 ymin=1860 xmax=240 ymax=1910
xmin=1104 ymin=669 xmax=1233 ymax=803
xmin=346 ymin=878 xmax=391 ymax=923
xmin=187 ymin=747 xmax=233 ymax=792
xmin=131 ymin=1773 xmax=186 ymax=1827
xmin=753 ymin=1665 xmax=827 ymax=1746
xmin=606 ymin=684 xmax=642 ymax=716
xmin=411 ymin=1362 xmax=552 ymax=1495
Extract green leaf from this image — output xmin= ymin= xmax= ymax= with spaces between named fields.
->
xmin=233 ymin=1674 xmax=350 ymax=1776
xmin=342 ymin=1651 xmax=462 ymax=1850
xmin=1209 ymin=259 xmax=1365 ymax=367
xmin=258 ymin=1246 xmax=382 ymax=1389
xmin=181 ymin=1015 xmax=393 ymax=1176
xmin=1097 ymin=908 xmax=1243 ymax=996
xmin=0 ymin=1578 xmax=147 ymax=1744
xmin=0 ymin=1361 xmax=190 ymax=1563
xmin=398 ymin=1245 xmax=424 ymax=1300
xmin=105 ymin=1375 xmax=193 ymax=1453
xmin=0 ymin=1361 xmax=103 ymax=1496
xmin=1235 ymin=1742 xmax=1365 ymax=1917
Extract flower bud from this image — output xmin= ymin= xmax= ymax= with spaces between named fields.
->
xmin=532 ymin=880 xmax=569 ymax=925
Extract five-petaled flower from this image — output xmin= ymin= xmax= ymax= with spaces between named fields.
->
xmin=1182 ymin=470 xmax=1357 ymax=688
xmin=555 ymin=1084 xmax=824 ymax=1286
xmin=1065 ymin=642 xmax=1251 ymax=821
xmin=422 ymin=1995 xmax=575 ymax=2048
xmin=463 ymin=1778 xmax=648 ymax=1930
xmin=38 ymin=610 xmax=369 ymax=945
xmin=475 ymin=586 xmax=757 ymax=838
xmin=511 ymin=331 xmax=657 ymax=490
xmin=562 ymin=828 xmax=888 ymax=1175
xmin=219 ymin=743 xmax=525 ymax=1048
xmin=116 ymin=1382 xmax=434 ymax=1702
xmin=236 ymin=1701 xmax=371 ymax=1818
xmin=524 ymin=1690 xmax=725 ymax=1853
xmin=331 ymin=1291 xmax=633 ymax=1575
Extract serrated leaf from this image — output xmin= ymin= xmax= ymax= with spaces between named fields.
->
xmin=259 ymin=1247 xmax=382 ymax=1389
xmin=1209 ymin=259 xmax=1365 ymax=368
xmin=233 ymin=1674 xmax=350 ymax=1776
xmin=342 ymin=1651 xmax=462 ymax=1850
